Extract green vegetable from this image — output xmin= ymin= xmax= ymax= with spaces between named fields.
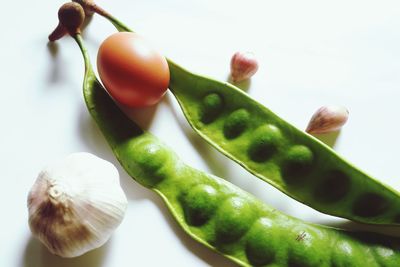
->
xmin=168 ymin=64 xmax=400 ymax=226
xmin=89 ymin=8 xmax=400 ymax=226
xmin=72 ymin=32 xmax=400 ymax=267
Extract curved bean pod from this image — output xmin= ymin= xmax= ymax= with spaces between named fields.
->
xmin=81 ymin=5 xmax=400 ymax=226
xmin=167 ymin=62 xmax=400 ymax=226
xmin=73 ymin=34 xmax=400 ymax=266
xmin=100 ymin=14 xmax=400 ymax=226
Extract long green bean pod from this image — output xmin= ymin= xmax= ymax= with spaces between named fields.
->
xmin=88 ymin=6 xmax=400 ymax=226
xmin=72 ymin=33 xmax=400 ymax=267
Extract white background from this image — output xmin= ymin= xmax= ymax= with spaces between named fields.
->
xmin=1 ymin=0 xmax=400 ymax=266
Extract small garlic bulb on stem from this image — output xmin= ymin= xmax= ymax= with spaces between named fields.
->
xmin=306 ymin=105 xmax=349 ymax=134
xmin=230 ymin=51 xmax=259 ymax=83
xmin=28 ymin=153 xmax=128 ymax=258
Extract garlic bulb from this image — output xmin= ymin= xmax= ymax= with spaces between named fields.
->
xmin=306 ymin=105 xmax=349 ymax=134
xmin=230 ymin=51 xmax=259 ymax=82
xmin=27 ymin=152 xmax=128 ymax=257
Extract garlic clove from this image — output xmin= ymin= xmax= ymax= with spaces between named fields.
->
xmin=27 ymin=152 xmax=127 ymax=258
xmin=230 ymin=51 xmax=259 ymax=83
xmin=306 ymin=105 xmax=349 ymax=134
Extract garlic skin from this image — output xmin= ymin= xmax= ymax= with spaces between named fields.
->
xmin=230 ymin=51 xmax=259 ymax=83
xmin=306 ymin=105 xmax=349 ymax=134
xmin=27 ymin=152 xmax=128 ymax=258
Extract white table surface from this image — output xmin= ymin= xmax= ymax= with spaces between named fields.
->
xmin=2 ymin=0 xmax=400 ymax=266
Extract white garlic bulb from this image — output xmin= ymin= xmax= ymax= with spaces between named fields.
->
xmin=27 ymin=152 xmax=128 ymax=258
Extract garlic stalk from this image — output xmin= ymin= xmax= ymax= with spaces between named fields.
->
xmin=306 ymin=105 xmax=349 ymax=134
xmin=27 ymin=152 xmax=128 ymax=257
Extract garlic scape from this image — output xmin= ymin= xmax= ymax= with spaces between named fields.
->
xmin=27 ymin=152 xmax=128 ymax=258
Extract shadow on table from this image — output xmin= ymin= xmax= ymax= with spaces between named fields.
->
xmin=311 ymin=130 xmax=341 ymax=148
xmin=23 ymin=236 xmax=110 ymax=267
xmin=227 ymin=74 xmax=252 ymax=92
xmin=323 ymin=219 xmax=400 ymax=238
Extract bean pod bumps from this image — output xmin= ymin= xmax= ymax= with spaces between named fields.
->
xmin=167 ymin=61 xmax=400 ymax=226
xmin=73 ymin=34 xmax=400 ymax=267
xmin=76 ymin=0 xmax=400 ymax=226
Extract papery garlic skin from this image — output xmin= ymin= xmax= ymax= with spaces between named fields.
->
xmin=28 ymin=152 xmax=128 ymax=258
xmin=230 ymin=51 xmax=259 ymax=83
xmin=306 ymin=105 xmax=349 ymax=134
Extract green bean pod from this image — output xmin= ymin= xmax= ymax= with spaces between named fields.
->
xmin=73 ymin=34 xmax=400 ymax=266
xmin=92 ymin=10 xmax=400 ymax=226
xmin=167 ymin=61 xmax=400 ymax=226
